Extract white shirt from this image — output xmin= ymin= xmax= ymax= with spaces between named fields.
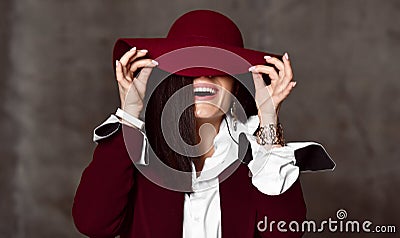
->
xmin=93 ymin=110 xmax=333 ymax=238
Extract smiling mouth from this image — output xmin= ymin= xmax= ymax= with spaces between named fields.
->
xmin=194 ymin=87 xmax=217 ymax=97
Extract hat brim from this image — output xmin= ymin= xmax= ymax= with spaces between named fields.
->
xmin=113 ymin=37 xmax=282 ymax=77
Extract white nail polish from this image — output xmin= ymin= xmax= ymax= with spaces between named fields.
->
xmin=264 ymin=56 xmax=272 ymax=60
xmin=292 ymin=81 xmax=297 ymax=87
xmin=284 ymin=52 xmax=289 ymax=60
xmin=152 ymin=60 xmax=159 ymax=66
xmin=130 ymin=47 xmax=136 ymax=52
xmin=140 ymin=49 xmax=148 ymax=53
xmin=248 ymin=66 xmax=256 ymax=72
xmin=115 ymin=60 xmax=119 ymax=66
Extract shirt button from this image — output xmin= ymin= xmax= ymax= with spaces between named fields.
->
xmin=194 ymin=216 xmax=200 ymax=222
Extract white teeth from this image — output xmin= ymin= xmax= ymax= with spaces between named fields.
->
xmin=194 ymin=87 xmax=216 ymax=94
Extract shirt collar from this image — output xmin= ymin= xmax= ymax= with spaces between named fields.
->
xmin=193 ymin=114 xmax=254 ymax=184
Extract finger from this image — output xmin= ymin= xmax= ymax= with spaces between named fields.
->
xmin=136 ymin=67 xmax=154 ymax=83
xmin=248 ymin=65 xmax=268 ymax=89
xmin=264 ymin=56 xmax=285 ymax=73
xmin=270 ymin=83 xmax=293 ymax=107
xmin=115 ymin=60 xmax=130 ymax=87
xmin=115 ymin=60 xmax=125 ymax=82
xmin=249 ymin=70 xmax=266 ymax=90
xmin=129 ymin=58 xmax=158 ymax=75
xmin=126 ymin=49 xmax=149 ymax=66
xmin=120 ymin=49 xmax=148 ymax=76
xmin=281 ymin=81 xmax=296 ymax=99
xmin=119 ymin=47 xmax=138 ymax=66
xmin=134 ymin=67 xmax=154 ymax=99
xmin=282 ymin=52 xmax=294 ymax=86
xmin=249 ymin=65 xmax=280 ymax=82
xmin=118 ymin=47 xmax=138 ymax=77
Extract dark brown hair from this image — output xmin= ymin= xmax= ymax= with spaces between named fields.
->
xmin=145 ymin=74 xmax=196 ymax=172
xmin=144 ymin=71 xmax=257 ymax=172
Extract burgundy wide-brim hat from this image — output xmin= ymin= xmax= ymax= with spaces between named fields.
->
xmin=113 ymin=9 xmax=281 ymax=77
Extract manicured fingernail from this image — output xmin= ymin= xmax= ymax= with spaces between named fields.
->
xmin=264 ymin=55 xmax=272 ymax=60
xmin=130 ymin=47 xmax=136 ymax=52
xmin=151 ymin=60 xmax=159 ymax=66
xmin=292 ymin=81 xmax=297 ymax=87
xmin=248 ymin=66 xmax=256 ymax=72
xmin=284 ymin=52 xmax=289 ymax=60
xmin=115 ymin=60 xmax=119 ymax=67
xmin=140 ymin=49 xmax=148 ymax=53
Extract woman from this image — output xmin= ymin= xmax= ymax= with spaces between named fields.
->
xmin=72 ymin=10 xmax=334 ymax=238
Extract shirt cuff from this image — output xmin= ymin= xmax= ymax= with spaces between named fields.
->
xmin=93 ymin=108 xmax=146 ymax=142
xmin=93 ymin=114 xmax=121 ymax=142
xmin=115 ymin=108 xmax=145 ymax=130
xmin=244 ymin=116 xmax=335 ymax=196
xmin=290 ymin=142 xmax=336 ymax=172
xmin=247 ymin=144 xmax=299 ymax=196
xmin=243 ymin=116 xmax=298 ymax=195
xmin=92 ymin=113 xmax=149 ymax=166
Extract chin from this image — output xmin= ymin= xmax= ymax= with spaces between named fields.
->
xmin=194 ymin=103 xmax=224 ymax=119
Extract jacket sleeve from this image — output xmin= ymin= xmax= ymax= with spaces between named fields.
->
xmin=254 ymin=178 xmax=307 ymax=238
xmin=72 ymin=125 xmax=144 ymax=237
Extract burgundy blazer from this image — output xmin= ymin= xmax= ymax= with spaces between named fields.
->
xmin=72 ymin=125 xmax=308 ymax=238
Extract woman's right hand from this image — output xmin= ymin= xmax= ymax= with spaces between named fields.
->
xmin=115 ymin=47 xmax=158 ymax=118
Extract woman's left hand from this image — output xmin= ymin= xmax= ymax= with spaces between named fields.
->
xmin=249 ymin=52 xmax=296 ymax=126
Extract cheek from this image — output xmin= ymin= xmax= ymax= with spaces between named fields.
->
xmin=216 ymin=77 xmax=235 ymax=110
xmin=220 ymin=78 xmax=235 ymax=93
xmin=218 ymin=88 xmax=232 ymax=112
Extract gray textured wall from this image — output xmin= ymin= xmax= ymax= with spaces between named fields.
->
xmin=0 ymin=0 xmax=399 ymax=237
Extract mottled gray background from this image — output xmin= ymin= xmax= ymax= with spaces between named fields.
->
xmin=0 ymin=0 xmax=399 ymax=237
